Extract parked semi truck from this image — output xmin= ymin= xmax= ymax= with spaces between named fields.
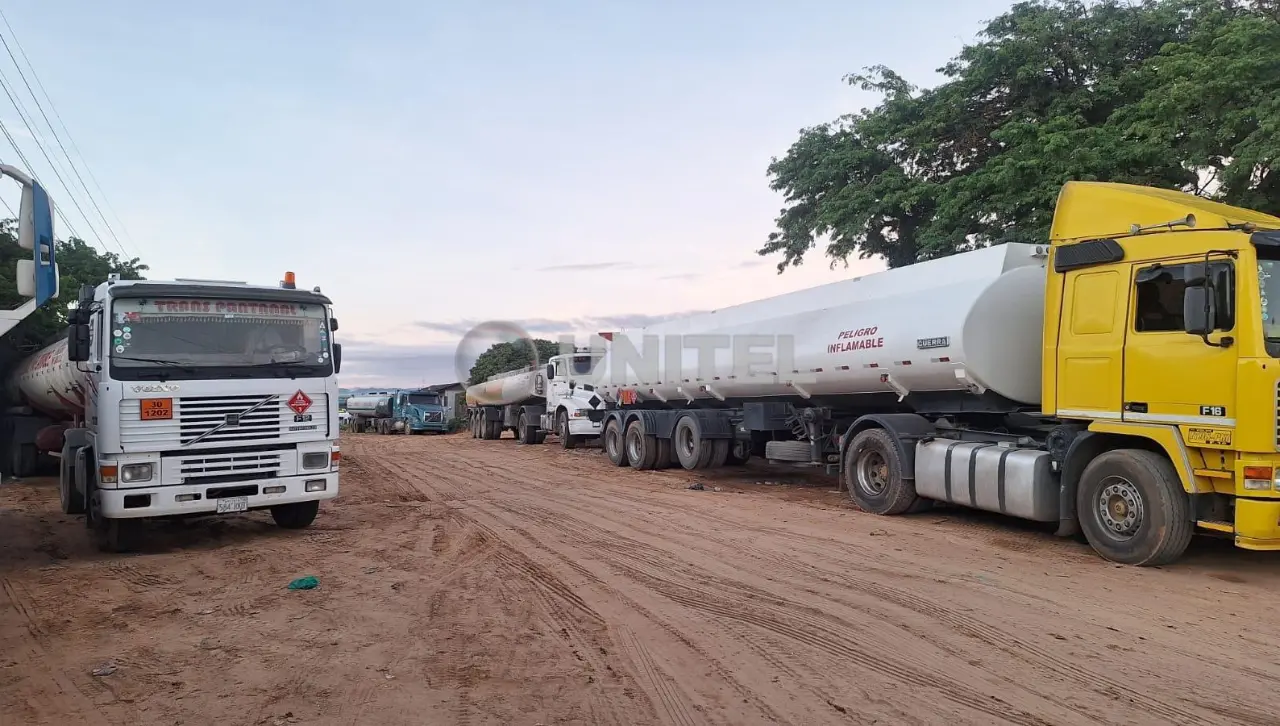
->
xmin=346 ymin=389 xmax=448 ymax=434
xmin=465 ymin=352 xmax=603 ymax=446
xmin=581 ymin=181 xmax=1280 ymax=566
xmin=8 ymin=270 xmax=343 ymax=551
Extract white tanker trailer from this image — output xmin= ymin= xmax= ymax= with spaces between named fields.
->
xmin=588 ymin=241 xmax=1045 ymax=474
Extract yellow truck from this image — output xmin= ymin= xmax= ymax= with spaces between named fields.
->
xmin=585 ymin=181 xmax=1280 ymax=565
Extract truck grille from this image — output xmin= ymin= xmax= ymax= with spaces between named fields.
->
xmin=168 ymin=451 xmax=285 ymax=485
xmin=426 ymin=411 xmax=443 ymax=422
xmin=120 ymin=394 xmax=328 ymax=451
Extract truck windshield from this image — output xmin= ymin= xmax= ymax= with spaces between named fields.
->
xmin=108 ymin=297 xmax=333 ymax=379
xmin=1260 ymin=259 xmax=1280 ymax=355
xmin=407 ymin=394 xmax=441 ymax=406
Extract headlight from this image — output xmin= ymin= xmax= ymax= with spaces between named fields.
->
xmin=302 ymin=452 xmax=329 ymax=469
xmin=120 ymin=463 xmax=154 ymax=483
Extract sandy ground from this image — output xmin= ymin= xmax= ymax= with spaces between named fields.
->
xmin=2 ymin=432 xmax=1280 ymax=725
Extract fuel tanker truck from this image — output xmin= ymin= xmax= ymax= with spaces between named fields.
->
xmin=580 ymin=181 xmax=1280 ymax=567
xmin=345 ymin=389 xmax=448 ymax=434
xmin=466 ymin=353 xmax=603 ymax=446
xmin=7 ymin=271 xmax=343 ymax=552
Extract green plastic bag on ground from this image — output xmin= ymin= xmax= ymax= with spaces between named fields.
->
xmin=287 ymin=575 xmax=319 ymax=590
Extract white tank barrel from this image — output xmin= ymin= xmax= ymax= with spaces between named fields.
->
xmin=345 ymin=394 xmax=393 ymax=419
xmin=592 ymin=243 xmax=1048 ymax=407
xmin=465 ymin=367 xmax=546 ymax=407
xmin=6 ymin=336 xmax=90 ymax=420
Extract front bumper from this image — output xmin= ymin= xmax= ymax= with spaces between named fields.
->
xmin=99 ymin=471 xmax=338 ymax=519
xmin=568 ymin=418 xmax=602 ymax=436
xmin=413 ymin=422 xmax=448 ymax=432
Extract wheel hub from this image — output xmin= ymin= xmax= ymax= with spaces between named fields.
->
xmin=1098 ymin=477 xmax=1143 ymax=537
xmin=856 ymin=452 xmax=889 ymax=496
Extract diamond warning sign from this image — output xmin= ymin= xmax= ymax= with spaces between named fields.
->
xmin=287 ymin=390 xmax=313 ymax=415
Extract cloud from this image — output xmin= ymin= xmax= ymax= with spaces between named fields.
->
xmin=658 ymin=272 xmax=702 ymax=281
xmin=413 ymin=310 xmax=705 ymax=337
xmin=536 ymin=261 xmax=634 ymax=272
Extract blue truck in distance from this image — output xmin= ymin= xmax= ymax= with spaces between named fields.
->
xmin=344 ymin=389 xmax=448 ymax=434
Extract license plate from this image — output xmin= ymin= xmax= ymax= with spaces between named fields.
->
xmin=216 ymin=496 xmax=248 ymax=514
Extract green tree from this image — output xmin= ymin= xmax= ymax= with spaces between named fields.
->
xmin=762 ymin=0 xmax=1280 ymax=271
xmin=0 ymin=220 xmax=148 ymax=352
xmin=467 ymin=338 xmax=562 ymax=386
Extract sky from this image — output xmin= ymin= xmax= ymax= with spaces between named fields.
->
xmin=0 ymin=0 xmax=1014 ymax=387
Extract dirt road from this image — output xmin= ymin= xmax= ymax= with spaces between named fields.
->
xmin=2 ymin=432 xmax=1280 ymax=725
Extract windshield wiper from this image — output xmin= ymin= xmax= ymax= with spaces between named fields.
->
xmin=112 ymin=356 xmax=199 ymax=378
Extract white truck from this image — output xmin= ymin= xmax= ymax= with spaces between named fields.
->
xmin=465 ymin=351 xmax=604 ymax=447
xmin=10 ymin=270 xmax=343 ymax=551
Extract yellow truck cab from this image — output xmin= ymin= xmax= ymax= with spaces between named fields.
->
xmin=1046 ymin=182 xmax=1280 ymax=561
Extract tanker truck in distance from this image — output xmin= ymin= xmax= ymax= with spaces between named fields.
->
xmin=9 ymin=271 xmax=343 ymax=552
xmin=345 ymin=389 xmax=448 ymax=434
xmin=584 ymin=181 xmax=1280 ymax=567
xmin=465 ymin=352 xmax=603 ymax=446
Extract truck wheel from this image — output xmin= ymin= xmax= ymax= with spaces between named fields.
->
xmin=673 ymin=416 xmax=711 ymax=470
xmin=654 ymin=437 xmax=673 ymax=469
xmin=1077 ymin=449 xmax=1193 ymax=566
xmin=489 ymin=420 xmax=503 ymax=440
xmin=59 ymin=448 xmax=85 ymax=515
xmin=843 ymin=428 xmax=919 ymax=515
xmin=86 ymin=485 xmax=135 ymax=553
xmin=271 ymin=500 xmax=320 ymax=529
xmin=709 ymin=439 xmax=730 ymax=468
xmin=471 ymin=415 xmax=480 ymax=438
xmin=515 ymin=413 xmax=528 ymax=444
xmin=558 ymin=411 xmax=578 ymax=449
xmin=603 ymin=418 xmax=629 ymax=467
xmin=625 ymin=420 xmax=659 ymax=469
xmin=725 ymin=440 xmax=751 ymax=466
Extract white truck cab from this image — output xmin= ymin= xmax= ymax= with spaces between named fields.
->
xmin=541 ymin=352 xmax=605 ymax=447
xmin=58 ymin=271 xmax=342 ymax=551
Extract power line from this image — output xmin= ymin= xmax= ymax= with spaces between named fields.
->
xmin=0 ymin=12 xmax=133 ymax=258
xmin=0 ymin=65 xmax=104 ymax=249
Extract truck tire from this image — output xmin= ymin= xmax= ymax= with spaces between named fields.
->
xmin=709 ymin=439 xmax=730 ymax=468
xmin=271 ymin=500 xmax=320 ymax=529
xmin=515 ymin=413 xmax=528 ymax=443
xmin=603 ymin=418 xmax=629 ymax=467
xmin=1077 ymin=449 xmax=1193 ymax=566
xmin=558 ymin=411 xmax=577 ymax=449
xmin=673 ymin=415 xmax=711 ymax=470
xmin=655 ymin=437 xmax=674 ymax=469
xmin=625 ymin=420 xmax=660 ymax=470
xmin=843 ymin=428 xmax=919 ymax=515
xmin=86 ymin=481 xmax=135 ymax=553
xmin=59 ymin=445 xmax=85 ymax=515
xmin=765 ymin=440 xmax=812 ymax=462
xmin=725 ymin=440 xmax=751 ymax=466
xmin=471 ymin=414 xmax=481 ymax=438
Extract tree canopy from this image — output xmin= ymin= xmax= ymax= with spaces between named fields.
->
xmin=0 ymin=219 xmax=147 ymax=351
xmin=467 ymin=338 xmax=562 ymax=386
xmin=761 ymin=0 xmax=1280 ymax=271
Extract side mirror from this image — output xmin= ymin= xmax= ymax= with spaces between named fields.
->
xmin=330 ymin=317 xmax=339 ymax=331
xmin=67 ymin=323 xmax=91 ymax=362
xmin=333 ymin=343 xmax=342 ymax=374
xmin=545 ymin=363 xmax=555 ymax=379
xmin=77 ymin=283 xmax=94 ymax=305
xmin=1183 ymin=286 xmax=1214 ymax=336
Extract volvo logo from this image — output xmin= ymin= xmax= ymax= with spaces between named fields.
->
xmin=131 ymin=384 xmax=180 ymax=393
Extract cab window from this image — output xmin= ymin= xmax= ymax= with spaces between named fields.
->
xmin=1133 ymin=261 xmax=1234 ymax=333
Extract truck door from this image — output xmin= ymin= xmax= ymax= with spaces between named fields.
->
xmin=1122 ymin=258 xmax=1237 ymax=432
xmin=1056 ymin=268 xmax=1127 ymax=418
